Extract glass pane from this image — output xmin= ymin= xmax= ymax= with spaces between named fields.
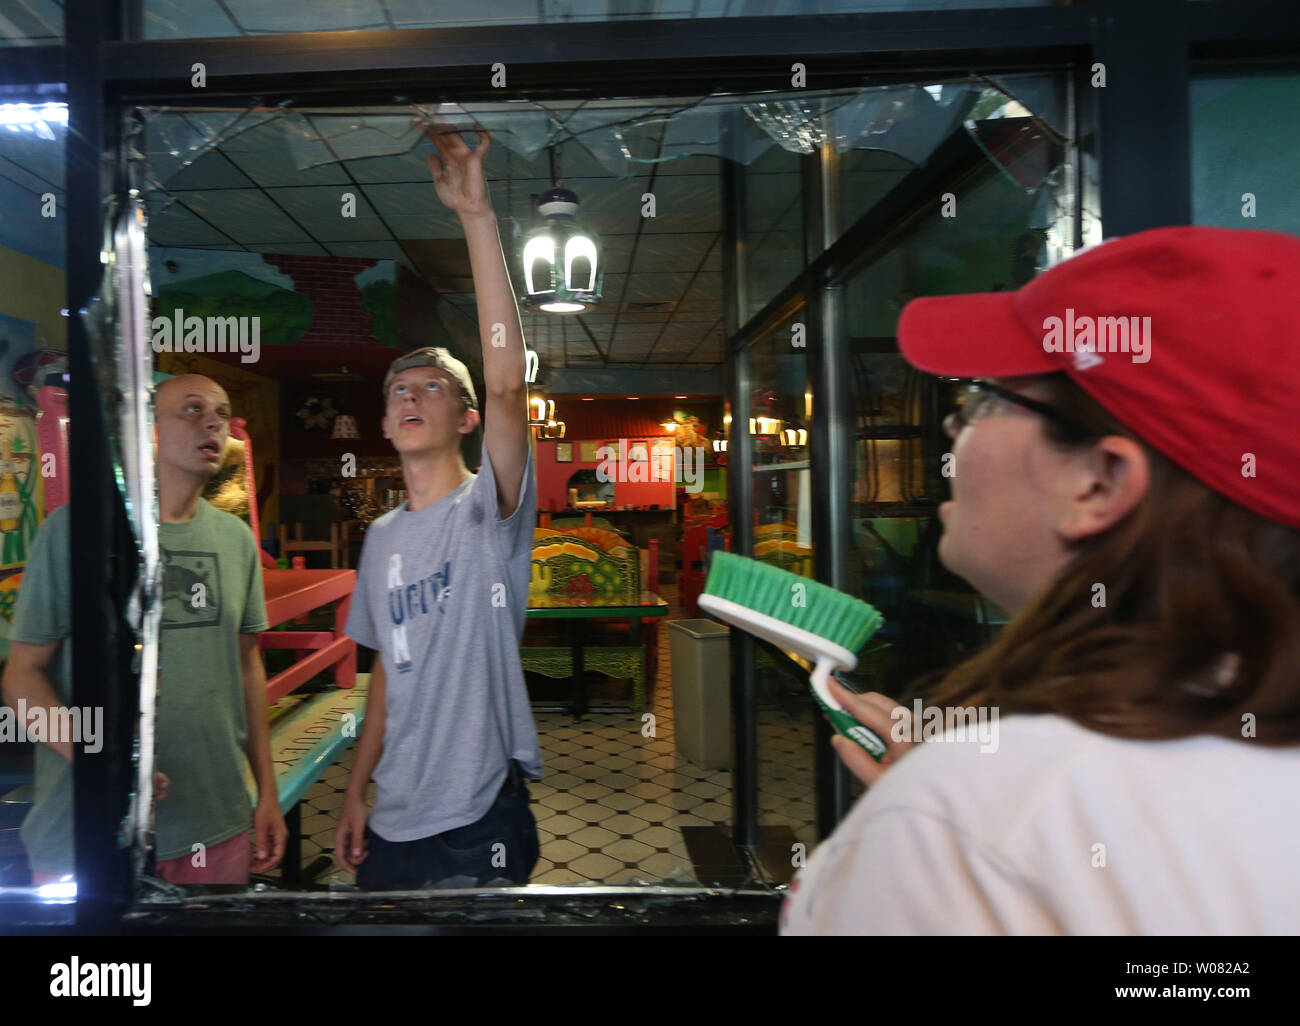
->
xmin=839 ymin=83 xmax=1073 ymax=704
xmin=0 ymin=98 xmax=72 ymax=909
xmin=736 ymin=74 xmax=1071 ymax=324
xmin=741 ymin=144 xmax=803 ymax=324
xmin=137 ymin=0 xmax=1060 ymax=39
xmin=1191 ymin=70 xmax=1300 ymax=235
xmin=745 ymin=311 xmax=818 ymax=852
xmin=134 ymin=102 xmax=745 ymax=902
xmin=836 ymin=75 xmax=1068 ymax=246
xmin=839 ymin=149 xmax=913 ymax=239
xmin=0 ymin=0 xmax=62 ymax=45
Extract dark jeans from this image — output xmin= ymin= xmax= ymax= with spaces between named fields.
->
xmin=355 ymin=761 xmax=539 ymax=890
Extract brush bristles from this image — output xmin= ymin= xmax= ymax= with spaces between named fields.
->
xmin=703 ymin=551 xmax=883 ymax=655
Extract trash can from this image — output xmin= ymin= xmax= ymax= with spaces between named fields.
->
xmin=669 ymin=619 xmax=732 ymax=771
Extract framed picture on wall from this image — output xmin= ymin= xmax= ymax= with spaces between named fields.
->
xmin=555 ymin=442 xmax=573 ymax=463
xmin=580 ymin=441 xmax=602 ymax=462
xmin=628 ymin=440 xmax=649 ymax=463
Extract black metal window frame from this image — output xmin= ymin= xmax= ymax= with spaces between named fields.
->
xmin=0 ymin=0 xmax=1294 ymax=926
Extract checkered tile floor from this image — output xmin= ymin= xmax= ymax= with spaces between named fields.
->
xmin=301 ymin=583 xmax=821 ymax=886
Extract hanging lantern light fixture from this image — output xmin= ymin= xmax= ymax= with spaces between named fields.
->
xmin=522 ymin=188 xmax=602 ymax=313
xmin=521 ymin=146 xmax=603 ymax=314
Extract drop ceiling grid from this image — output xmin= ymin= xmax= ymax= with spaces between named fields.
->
xmin=146 ymin=113 xmax=727 ymax=367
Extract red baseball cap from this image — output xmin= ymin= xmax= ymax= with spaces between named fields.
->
xmin=897 ymin=226 xmax=1300 ymax=530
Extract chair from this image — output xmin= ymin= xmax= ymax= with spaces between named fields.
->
xmin=521 ymin=531 xmax=655 ymax=708
xmin=639 ymin=538 xmax=660 ymax=686
xmin=340 ymin=519 xmax=363 ymax=569
xmin=677 ymin=511 xmax=727 ymax=615
xmin=755 ymin=520 xmax=806 ymax=542
xmin=562 ymin=526 xmax=629 ymax=554
xmin=678 ymin=523 xmax=709 ymax=617
xmin=551 ymin=514 xmax=620 ymax=533
xmin=279 ymin=522 xmax=346 ymax=570
xmin=529 ymin=531 xmax=629 ymax=597
xmin=754 ymin=536 xmax=813 ymax=578
xmin=201 ymin=417 xmax=277 ymax=567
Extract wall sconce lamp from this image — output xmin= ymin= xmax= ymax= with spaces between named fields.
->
xmin=527 ymin=396 xmax=555 ymax=426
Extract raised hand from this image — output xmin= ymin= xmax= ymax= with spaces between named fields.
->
xmin=423 ymin=121 xmax=493 ymax=219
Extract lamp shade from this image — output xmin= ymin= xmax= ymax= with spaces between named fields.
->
xmin=331 ymin=414 xmax=360 ymax=439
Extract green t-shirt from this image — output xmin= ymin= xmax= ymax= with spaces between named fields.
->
xmin=11 ymin=504 xmax=73 ymax=875
xmin=13 ymin=499 xmax=269 ymax=871
xmin=154 ymin=498 xmax=269 ymax=859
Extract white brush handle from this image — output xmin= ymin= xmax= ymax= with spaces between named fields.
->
xmin=698 ymin=593 xmax=887 ymax=760
xmin=696 ymin=594 xmax=858 ymax=671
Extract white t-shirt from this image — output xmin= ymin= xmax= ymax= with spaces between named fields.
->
xmin=780 ymin=713 xmax=1300 ymax=934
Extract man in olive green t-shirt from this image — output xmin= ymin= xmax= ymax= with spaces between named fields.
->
xmin=1 ymin=373 xmax=287 ymax=884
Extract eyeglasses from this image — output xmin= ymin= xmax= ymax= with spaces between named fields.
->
xmin=944 ymin=380 xmax=1091 ymax=439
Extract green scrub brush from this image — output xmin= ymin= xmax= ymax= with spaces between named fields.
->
xmin=699 ymin=551 xmax=889 ymax=760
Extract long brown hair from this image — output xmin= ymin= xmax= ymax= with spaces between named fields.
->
xmin=909 ymin=372 xmax=1300 ymax=745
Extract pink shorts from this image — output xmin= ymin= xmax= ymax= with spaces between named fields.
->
xmin=30 ymin=870 xmax=74 ymax=886
xmin=155 ymin=830 xmax=252 ymax=885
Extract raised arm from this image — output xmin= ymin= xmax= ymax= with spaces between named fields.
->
xmin=425 ymin=123 xmax=530 ymax=518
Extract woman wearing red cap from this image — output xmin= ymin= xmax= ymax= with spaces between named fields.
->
xmin=781 ymin=226 xmax=1300 ymax=935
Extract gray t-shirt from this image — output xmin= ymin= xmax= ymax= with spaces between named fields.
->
xmin=345 ymin=439 xmax=542 ymax=843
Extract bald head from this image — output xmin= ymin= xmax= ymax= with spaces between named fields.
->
xmin=154 ymin=373 xmax=232 ymax=483
xmin=157 ymin=373 xmax=227 ymax=407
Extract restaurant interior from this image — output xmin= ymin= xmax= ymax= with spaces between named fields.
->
xmin=0 ymin=1 xmax=1295 ymax=930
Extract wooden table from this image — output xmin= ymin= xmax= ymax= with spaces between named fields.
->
xmin=525 ymin=590 xmax=668 ymax=718
xmin=260 ymin=569 xmax=357 ymax=702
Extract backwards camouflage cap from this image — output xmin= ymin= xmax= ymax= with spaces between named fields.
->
xmin=382 ymin=347 xmax=478 ymax=410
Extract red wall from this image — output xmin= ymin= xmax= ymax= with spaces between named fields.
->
xmin=535 ymin=438 xmax=675 ymax=513
xmin=530 ymin=398 xmax=722 ymax=512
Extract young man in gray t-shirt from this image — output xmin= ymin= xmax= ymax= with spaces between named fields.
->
xmin=335 ymin=124 xmax=542 ymax=889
